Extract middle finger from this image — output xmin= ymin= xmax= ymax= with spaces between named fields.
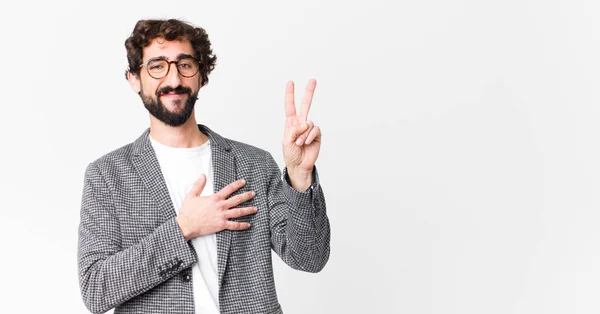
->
xmin=299 ymin=79 xmax=316 ymax=121
xmin=223 ymin=190 xmax=256 ymax=209
xmin=224 ymin=206 xmax=258 ymax=219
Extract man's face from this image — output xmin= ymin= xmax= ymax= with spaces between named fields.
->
xmin=130 ymin=38 xmax=202 ymax=126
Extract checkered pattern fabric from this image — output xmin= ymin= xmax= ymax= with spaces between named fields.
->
xmin=78 ymin=124 xmax=331 ymax=314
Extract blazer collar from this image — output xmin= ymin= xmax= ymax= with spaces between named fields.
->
xmin=131 ymin=124 xmax=231 ymax=156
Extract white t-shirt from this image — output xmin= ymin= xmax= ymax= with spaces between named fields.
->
xmin=150 ymin=136 xmax=219 ymax=314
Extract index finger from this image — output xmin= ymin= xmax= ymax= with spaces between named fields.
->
xmin=215 ymin=179 xmax=246 ymax=199
xmin=284 ymin=81 xmax=296 ymax=117
xmin=300 ymin=79 xmax=317 ymax=121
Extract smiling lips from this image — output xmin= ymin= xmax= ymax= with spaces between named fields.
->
xmin=161 ymin=92 xmax=186 ymax=98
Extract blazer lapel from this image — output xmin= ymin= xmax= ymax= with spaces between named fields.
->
xmin=201 ymin=125 xmax=236 ymax=289
xmin=131 ymin=128 xmax=177 ymax=222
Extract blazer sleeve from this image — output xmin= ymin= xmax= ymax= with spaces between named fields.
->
xmin=265 ymin=151 xmax=331 ymax=273
xmin=77 ymin=162 xmax=198 ymax=314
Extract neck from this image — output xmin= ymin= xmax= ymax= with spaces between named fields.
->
xmin=148 ymin=111 xmax=207 ymax=148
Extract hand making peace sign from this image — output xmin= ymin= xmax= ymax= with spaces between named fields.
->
xmin=282 ymin=79 xmax=321 ymax=190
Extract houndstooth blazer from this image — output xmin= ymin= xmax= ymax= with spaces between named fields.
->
xmin=77 ymin=124 xmax=330 ymax=314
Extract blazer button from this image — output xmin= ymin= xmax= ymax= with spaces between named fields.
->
xmin=184 ymin=274 xmax=192 ymax=282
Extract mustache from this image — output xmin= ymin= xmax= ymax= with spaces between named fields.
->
xmin=156 ymin=85 xmax=192 ymax=97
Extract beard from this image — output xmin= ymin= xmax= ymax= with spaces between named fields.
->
xmin=139 ymin=84 xmax=198 ymax=127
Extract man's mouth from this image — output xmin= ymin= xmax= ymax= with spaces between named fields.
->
xmin=160 ymin=92 xmax=186 ymax=97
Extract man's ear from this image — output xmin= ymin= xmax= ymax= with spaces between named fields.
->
xmin=127 ymin=71 xmax=141 ymax=94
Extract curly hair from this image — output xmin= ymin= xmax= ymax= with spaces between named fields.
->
xmin=124 ymin=19 xmax=217 ymax=86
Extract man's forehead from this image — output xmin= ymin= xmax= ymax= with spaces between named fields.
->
xmin=143 ymin=38 xmax=194 ymax=61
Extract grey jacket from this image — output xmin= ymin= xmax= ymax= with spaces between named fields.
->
xmin=77 ymin=125 xmax=330 ymax=313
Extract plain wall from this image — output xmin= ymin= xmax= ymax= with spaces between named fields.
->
xmin=1 ymin=0 xmax=599 ymax=313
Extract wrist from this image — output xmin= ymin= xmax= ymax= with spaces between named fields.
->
xmin=287 ymin=166 xmax=313 ymax=192
xmin=176 ymin=216 xmax=193 ymax=240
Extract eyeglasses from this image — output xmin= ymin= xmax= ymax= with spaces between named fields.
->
xmin=139 ymin=57 xmax=201 ymax=79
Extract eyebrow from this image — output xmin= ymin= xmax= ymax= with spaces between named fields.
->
xmin=146 ymin=53 xmax=196 ymax=63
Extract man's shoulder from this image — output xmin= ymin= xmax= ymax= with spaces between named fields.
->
xmin=87 ymin=141 xmax=136 ymax=173
xmin=217 ymin=135 xmax=276 ymax=167
xmin=224 ymin=137 xmax=268 ymax=156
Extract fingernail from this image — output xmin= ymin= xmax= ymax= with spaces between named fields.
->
xmin=251 ymin=191 xmax=256 ymax=196
xmin=241 ymin=179 xmax=246 ymax=184
xmin=296 ymin=138 xmax=303 ymax=145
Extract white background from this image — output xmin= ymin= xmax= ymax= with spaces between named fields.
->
xmin=1 ymin=0 xmax=599 ymax=313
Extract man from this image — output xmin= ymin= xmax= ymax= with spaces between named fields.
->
xmin=77 ymin=19 xmax=330 ymax=314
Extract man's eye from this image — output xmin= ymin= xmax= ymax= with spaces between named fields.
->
xmin=149 ymin=64 xmax=164 ymax=70
xmin=179 ymin=63 xmax=192 ymax=69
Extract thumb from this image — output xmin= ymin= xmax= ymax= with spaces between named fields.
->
xmin=188 ymin=174 xmax=207 ymax=198
xmin=286 ymin=121 xmax=309 ymax=144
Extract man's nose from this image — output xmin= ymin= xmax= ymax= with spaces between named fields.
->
xmin=163 ymin=62 xmax=182 ymax=86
